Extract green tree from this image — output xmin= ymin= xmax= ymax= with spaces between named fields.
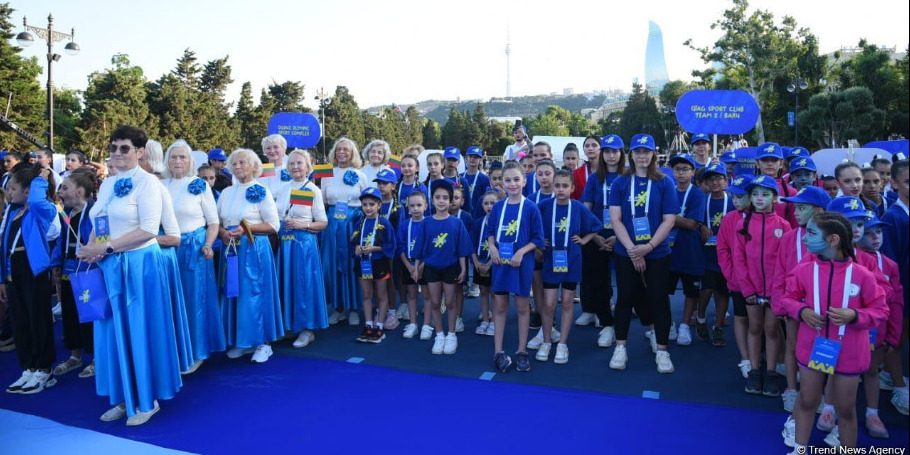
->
xmin=798 ymin=86 xmax=885 ymax=148
xmin=233 ymin=82 xmax=259 ymax=149
xmin=268 ymin=81 xmax=308 ymax=113
xmin=0 ymin=3 xmax=48 ymax=151
xmin=597 ymin=112 xmax=623 ymax=138
xmin=618 ymin=82 xmax=664 ymax=149
xmin=322 ymin=86 xmax=365 ymax=155
xmin=147 ymin=72 xmax=195 ymax=145
xmin=422 ymin=119 xmax=440 ymax=149
xmin=836 ymin=41 xmax=905 ymax=139
xmin=403 ymin=105 xmax=423 ymax=148
xmin=199 ymin=56 xmax=233 ymax=102
xmin=172 ymin=48 xmax=200 ymax=90
xmin=52 ymin=88 xmax=82 ymax=152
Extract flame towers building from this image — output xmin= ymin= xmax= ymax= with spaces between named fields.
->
xmin=645 ymin=20 xmax=669 ymax=92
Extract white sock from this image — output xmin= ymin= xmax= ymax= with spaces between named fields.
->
xmin=377 ymin=323 xmax=383 ymax=329
xmin=697 ymin=317 xmax=706 ymax=324
xmin=866 ymin=407 xmax=878 ymax=417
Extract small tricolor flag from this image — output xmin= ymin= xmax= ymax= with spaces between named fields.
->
xmin=313 ymin=163 xmax=333 ymax=179
xmin=260 ymin=163 xmax=276 ymax=178
xmin=290 ymin=189 xmax=315 ymax=207
xmin=388 ymin=155 xmax=402 ymax=169
xmin=240 ymin=219 xmax=255 ymax=244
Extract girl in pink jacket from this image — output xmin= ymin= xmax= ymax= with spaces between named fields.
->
xmin=783 ymin=212 xmax=888 ymax=453
xmin=732 ymin=175 xmax=791 ymax=397
xmin=717 ymin=175 xmax=753 ymax=378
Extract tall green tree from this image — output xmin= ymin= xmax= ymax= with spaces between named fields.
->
xmin=199 ymin=56 xmax=233 ymax=102
xmin=618 ymin=82 xmax=664 ymax=149
xmin=403 ymin=105 xmax=423 ymax=148
xmin=172 ymin=48 xmax=200 ymax=90
xmin=268 ymin=81 xmax=308 ymax=112
xmin=0 ymin=3 xmax=48 ymax=151
xmin=233 ymin=82 xmax=259 ymax=150
xmin=422 ymin=119 xmax=440 ymax=149
xmin=798 ymin=87 xmax=885 ymax=148
xmin=836 ymin=41 xmax=905 ymax=139
xmin=322 ymin=86 xmax=365 ymax=155
xmin=52 ymin=88 xmax=82 ymax=152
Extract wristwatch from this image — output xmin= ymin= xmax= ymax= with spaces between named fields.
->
xmin=105 ymin=242 xmax=114 ymax=255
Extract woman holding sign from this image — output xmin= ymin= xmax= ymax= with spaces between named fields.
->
xmin=216 ymin=149 xmax=283 ymax=364
xmin=320 ymin=137 xmax=369 ymax=325
xmin=276 ymin=150 xmax=328 ymax=348
xmin=781 ymin=212 xmax=887 ymax=452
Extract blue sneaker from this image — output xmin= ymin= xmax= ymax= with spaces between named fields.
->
xmin=494 ymin=352 xmax=512 ymax=373
xmin=515 ymin=351 xmax=531 ymax=372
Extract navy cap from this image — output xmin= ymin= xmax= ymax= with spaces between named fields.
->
xmin=629 ymin=134 xmax=655 ymax=151
xmin=827 ymin=196 xmax=870 ymax=219
xmin=373 ymin=168 xmax=398 ymax=184
xmin=703 ymin=163 xmax=727 ymax=178
xmin=756 ymin=142 xmax=783 ymax=160
xmin=444 ymin=147 xmax=461 ymax=160
xmin=894 ymin=152 xmax=908 ymax=162
xmin=728 ymin=175 xmax=754 ymax=195
xmin=746 ymin=175 xmax=779 ymax=194
xmin=690 ymin=133 xmax=711 ymax=146
xmin=720 ymin=151 xmax=739 ymax=164
xmin=669 ymin=153 xmax=697 ymax=169
xmin=600 ymin=135 xmax=624 ymax=150
xmin=429 ymin=178 xmax=454 ymax=195
xmin=789 ymin=157 xmax=817 ymax=173
xmin=466 ymin=146 xmax=483 ymax=157
xmin=787 ymin=147 xmax=810 ymax=161
xmin=208 ymin=148 xmax=228 ymax=161
xmin=359 ymin=187 xmax=382 ymax=201
xmin=781 ymin=186 xmax=830 ymax=208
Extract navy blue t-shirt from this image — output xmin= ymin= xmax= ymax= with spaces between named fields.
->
xmin=416 ymin=215 xmax=473 ymax=269
xmin=522 ymin=172 xmax=540 ymax=197
xmin=702 ymin=193 xmax=735 ymax=273
xmin=582 ymin=171 xmax=620 ymax=237
xmin=669 ymin=184 xmax=707 ymax=275
xmin=351 ymin=216 xmax=396 ymax=260
xmin=461 ymin=171 xmax=490 ymax=217
xmin=608 ymin=174 xmax=680 ymax=259
xmin=538 ymin=198 xmax=602 ymax=283
xmin=396 ymin=217 xmax=425 ymax=261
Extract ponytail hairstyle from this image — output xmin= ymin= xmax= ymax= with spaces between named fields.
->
xmin=65 ymin=170 xmax=96 ymax=199
xmin=737 ymin=184 xmax=779 ymax=241
xmin=812 ymin=211 xmax=857 ymax=262
xmin=423 ymin=152 xmax=444 ymax=186
xmin=892 ymin=159 xmax=909 ymax=181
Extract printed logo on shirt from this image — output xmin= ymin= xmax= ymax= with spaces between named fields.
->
xmin=433 ymin=232 xmax=448 ymax=248
xmin=409 ymin=239 xmax=416 ymax=253
xmin=635 ymin=191 xmax=647 ymax=207
xmin=504 ymin=219 xmax=519 ymax=236
xmin=363 ymin=232 xmax=375 ymax=246
xmin=849 ymin=283 xmax=860 ymax=297
xmin=712 ymin=212 xmax=724 ymax=227
xmin=558 ymin=216 xmax=568 ymax=232
xmin=481 ymin=240 xmax=489 ymax=251
xmin=774 ymin=229 xmax=783 ymax=238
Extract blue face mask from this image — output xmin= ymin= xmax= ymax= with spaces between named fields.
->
xmin=804 ymin=220 xmax=833 ymax=257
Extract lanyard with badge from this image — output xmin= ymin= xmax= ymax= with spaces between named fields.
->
xmin=95 ymin=168 xmax=137 ymax=244
xmin=668 ymin=184 xmax=693 ymax=247
xmin=602 ymin=178 xmax=613 ymax=229
xmin=359 ymin=218 xmax=377 ymax=279
xmin=476 ymin=216 xmax=489 ymax=261
xmin=551 ymin=200 xmax=571 ymax=273
xmin=406 ymin=219 xmax=419 ymax=260
xmin=466 ymin=172 xmax=480 ymax=202
xmin=497 ymin=198 xmax=524 ymax=264
xmin=63 ymin=203 xmax=87 ymax=276
xmin=334 ymin=170 xmax=352 ymax=220
xmin=630 ymin=177 xmax=652 ymax=242
xmin=398 ymin=181 xmax=417 ymax=207
xmin=794 ymin=227 xmax=803 ymax=262
xmin=704 ymin=193 xmax=727 ymax=246
xmin=807 ymin=263 xmax=853 ymax=375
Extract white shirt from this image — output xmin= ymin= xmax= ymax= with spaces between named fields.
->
xmin=157 ymin=181 xmax=180 ymax=237
xmin=275 ymin=180 xmax=327 ymax=223
xmin=504 ymin=143 xmax=530 ymax=161
xmin=257 ymin=162 xmax=288 ymax=200
xmin=46 ymin=216 xmax=62 ymax=242
xmin=89 ymin=167 xmax=161 ymax=251
xmin=216 ymin=180 xmax=280 ymax=233
xmin=163 ymin=176 xmax=219 ymax=234
xmin=360 ymin=164 xmax=388 ymax=189
xmin=320 ymin=167 xmax=369 ymax=207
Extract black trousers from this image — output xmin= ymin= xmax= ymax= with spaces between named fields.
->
xmin=613 ymin=255 xmax=672 ymax=346
xmin=60 ymin=275 xmax=94 ymax=353
xmin=7 ymin=252 xmax=56 ymax=370
xmin=580 ymin=241 xmax=614 ymax=326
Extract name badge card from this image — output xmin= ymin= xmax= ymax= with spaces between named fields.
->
xmin=94 ymin=213 xmax=111 ymax=243
xmin=602 ymin=209 xmax=612 ymax=229
xmin=807 ymin=337 xmax=841 ymax=375
xmin=869 ymin=328 xmax=878 ymax=351
xmin=705 ymin=235 xmax=717 ymax=246
xmin=632 ymin=217 xmax=651 ymax=242
xmin=668 ymin=229 xmax=678 ymax=247
xmin=360 ymin=258 xmax=374 ymax=279
xmin=335 ymin=202 xmax=349 ymax=220
xmin=552 ymin=250 xmax=568 ymax=273
xmin=499 ymin=242 xmax=514 ymax=264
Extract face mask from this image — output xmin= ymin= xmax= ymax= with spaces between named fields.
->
xmin=804 ymin=221 xmax=833 ymax=257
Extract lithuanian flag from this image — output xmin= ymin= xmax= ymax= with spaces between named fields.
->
xmin=260 ymin=163 xmax=276 ymax=178
xmin=240 ymin=219 xmax=255 ymax=243
xmin=388 ymin=155 xmax=402 ymax=169
xmin=313 ymin=163 xmax=333 ymax=179
xmin=290 ymin=189 xmax=315 ymax=206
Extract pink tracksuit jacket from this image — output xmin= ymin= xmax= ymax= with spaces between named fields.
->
xmin=771 ymin=226 xmax=816 ymax=315
xmin=717 ymin=210 xmax=746 ymax=293
xmin=732 ymin=211 xmax=791 ymax=300
xmin=867 ymin=250 xmax=905 ymax=347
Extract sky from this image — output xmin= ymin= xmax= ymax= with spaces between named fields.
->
xmin=9 ymin=0 xmax=910 ymax=111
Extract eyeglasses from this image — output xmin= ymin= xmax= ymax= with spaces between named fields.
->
xmin=672 ymin=166 xmax=693 ymax=173
xmin=108 ymin=144 xmax=136 ymax=154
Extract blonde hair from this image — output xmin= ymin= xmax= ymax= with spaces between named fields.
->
xmin=329 ymin=137 xmax=362 ymax=168
xmin=227 ymin=148 xmax=263 ymax=178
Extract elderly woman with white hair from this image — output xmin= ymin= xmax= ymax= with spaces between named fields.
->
xmin=320 ymin=137 xmax=369 ymax=325
xmin=275 ymin=149 xmax=328 ymax=347
xmin=163 ymin=140 xmax=225 ymax=372
xmin=361 ymin=139 xmax=392 ymax=188
xmin=260 ymin=134 xmax=291 ymax=197
xmin=217 ymin=149 xmax=283 ymax=363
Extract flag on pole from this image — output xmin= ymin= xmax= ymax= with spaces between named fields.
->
xmin=260 ymin=163 xmax=276 ymax=178
xmin=289 ymin=189 xmax=315 ymax=206
xmin=312 ymin=163 xmax=334 ymax=179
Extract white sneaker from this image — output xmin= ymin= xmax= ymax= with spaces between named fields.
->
xmin=403 ymin=323 xmax=418 ymax=339
xmin=892 ymin=387 xmax=909 ymax=416
xmin=52 ymin=302 xmax=62 ymax=318
xmin=655 ymin=350 xmax=674 ymax=374
xmin=443 ymin=333 xmax=458 ymax=354
xmin=554 ymin=344 xmax=569 ymax=364
xmin=648 ymin=331 xmax=658 ymax=353
xmin=226 ymin=347 xmax=255 ymax=359
xmin=643 ymin=329 xmax=654 ymax=339
xmin=348 ymin=312 xmax=360 ymax=326
xmin=782 ymin=389 xmax=798 ymax=413
xmin=432 ymin=334 xmax=445 ymax=354
xmin=396 ymin=305 xmax=409 ymax=321
xmin=420 ymin=324 xmax=434 ymax=340
xmin=823 ymin=426 xmax=840 ymax=447
xmin=597 ymin=326 xmax=615 ymax=347
xmin=668 ymin=324 xmax=678 ymax=341
xmin=293 ymin=331 xmax=314 ymax=348
xmin=466 ymin=284 xmax=480 ymax=298
xmin=455 ymin=317 xmax=464 ymax=333
xmin=6 ymin=370 xmax=32 ymax=394
xmin=476 ymin=321 xmax=489 ymax=335
xmin=327 ymin=311 xmax=344 ymax=325
xmin=527 ymin=332 xmax=543 ymax=350
xmin=738 ymin=360 xmax=752 ymax=379
xmin=676 ymin=324 xmax=692 ymax=346
xmin=250 ymin=344 xmax=273 ymax=363
xmin=575 ymin=312 xmax=596 ymax=326
xmin=782 ymin=416 xmax=796 ymax=448
xmin=19 ymin=371 xmax=57 ymax=394
xmin=384 ymin=310 xmax=400 ymax=330
xmin=551 ymin=328 xmax=561 ymax=343
xmin=536 ymin=342 xmax=551 ymax=361
xmin=609 ymin=345 xmax=628 ymax=370
xmin=594 ymin=315 xmax=602 ymax=328
xmin=484 ymin=322 xmax=495 ymax=336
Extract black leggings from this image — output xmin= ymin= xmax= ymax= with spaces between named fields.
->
xmin=580 ymin=241 xmax=614 ymax=326
xmin=60 ymin=276 xmax=94 ymax=353
xmin=613 ymin=255 xmax=672 ymax=345
xmin=7 ymin=253 xmax=56 ymax=370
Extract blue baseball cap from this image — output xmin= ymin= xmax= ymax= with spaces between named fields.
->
xmin=720 ymin=151 xmax=739 ymax=164
xmin=827 ymin=196 xmax=870 ymax=219
xmin=756 ymin=142 xmax=783 ymax=160
xmin=789 ymin=157 xmax=817 ymax=173
xmin=444 ymin=147 xmax=461 ymax=160
xmin=600 ymin=135 xmax=624 ymax=150
xmin=746 ymin=175 xmax=779 ymax=194
xmin=359 ymin=187 xmax=382 ymax=201
xmin=373 ymin=168 xmax=398 ymax=184
xmin=429 ymin=178 xmax=454 ymax=195
xmin=208 ymin=148 xmax=227 ymax=161
xmin=703 ymin=163 xmax=727 ymax=178
xmin=668 ymin=153 xmax=697 ymax=169
xmin=781 ymin=186 xmax=830 ymax=208
xmin=787 ymin=147 xmax=810 ymax=161
xmin=728 ymin=175 xmax=754 ymax=195
xmin=466 ymin=146 xmax=483 ymax=157
xmin=894 ymin=152 xmax=907 ymax=162
xmin=864 ymin=212 xmax=889 ymax=229
xmin=629 ymin=134 xmax=655 ymax=151
xmin=690 ymin=133 xmax=711 ymax=146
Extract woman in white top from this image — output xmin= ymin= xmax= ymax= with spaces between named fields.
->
xmin=275 ymin=150 xmax=329 ymax=348
xmin=320 ymin=137 xmax=369 ymax=325
xmin=163 ymin=140 xmax=225 ymax=372
xmin=216 ymin=149 xmax=283 ymax=364
xmin=78 ymin=126 xmax=182 ymax=426
xmin=259 ymin=134 xmax=291 ymax=197
xmin=360 ymin=139 xmax=391 ymax=188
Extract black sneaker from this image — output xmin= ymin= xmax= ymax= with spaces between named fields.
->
xmin=369 ymin=328 xmax=385 ymax=344
xmin=356 ymin=327 xmax=372 ymax=343
xmin=494 ymin=352 xmax=512 ymax=373
xmin=711 ymin=326 xmax=726 ymax=347
xmin=745 ymin=369 xmax=762 ymax=395
xmin=695 ymin=322 xmax=709 ymax=341
xmin=763 ymin=371 xmax=781 ymax=397
xmin=515 ymin=351 xmax=531 ymax=372
xmin=529 ymin=311 xmax=542 ymax=330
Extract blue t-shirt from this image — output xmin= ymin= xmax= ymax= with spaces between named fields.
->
xmin=529 ymin=190 xmax=555 ymax=206
xmin=454 ymin=209 xmax=474 ymax=231
xmin=471 ymin=215 xmax=492 ymax=263
xmin=484 ymin=197 xmax=545 ymax=296
xmin=881 ymin=201 xmax=909 ymax=310
xmin=607 ymin=174 xmax=680 ymax=260
xmin=351 ymin=216 xmax=396 ymax=260
xmin=538 ymin=198 xmax=602 ymax=283
xmin=670 ymin=184 xmax=707 ymax=275
xmin=416 ymin=215 xmax=474 ymax=269
xmin=396 ymin=217 xmax=425 ymax=261
xmin=702 ymin=193 xmax=735 ymax=272
xmin=582 ymin=171 xmax=621 ymax=236
xmin=461 ymin=170 xmax=490 ymax=216
xmin=380 ymin=199 xmax=401 ymax=231
xmin=522 ymin=172 xmax=540 ymax=197
xmin=396 ymin=180 xmax=427 ymax=212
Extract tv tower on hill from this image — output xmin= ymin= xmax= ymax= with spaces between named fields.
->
xmin=505 ymin=28 xmax=511 ymax=100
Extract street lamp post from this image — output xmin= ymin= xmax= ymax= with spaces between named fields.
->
xmin=314 ymin=87 xmax=332 ymax=162
xmin=786 ymin=78 xmax=809 ymax=146
xmin=14 ymin=14 xmax=80 ymax=152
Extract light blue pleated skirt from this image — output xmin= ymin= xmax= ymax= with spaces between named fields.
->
xmin=320 ymin=206 xmax=363 ymax=311
xmin=178 ymin=228 xmax=226 ymax=360
xmin=279 ymin=229 xmax=329 ymax=332
xmin=219 ymin=235 xmax=283 ymax=348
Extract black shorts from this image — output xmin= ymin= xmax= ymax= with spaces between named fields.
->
xmin=730 ymin=291 xmax=747 ymax=318
xmin=474 ymin=273 xmax=492 ymax=287
xmin=534 ymin=259 xmax=543 ymax=272
xmin=701 ymin=270 xmax=729 ymax=293
xmin=355 ymin=258 xmax=391 ymax=281
xmin=400 ymin=260 xmax=426 ymax=285
xmin=423 ymin=263 xmax=461 ymax=284
xmin=543 ymin=282 xmax=578 ymax=291
xmin=667 ymin=272 xmax=702 ymax=298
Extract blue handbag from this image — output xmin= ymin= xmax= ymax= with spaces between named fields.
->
xmin=69 ymin=261 xmax=111 ymax=323
xmin=224 ymin=243 xmax=240 ymax=298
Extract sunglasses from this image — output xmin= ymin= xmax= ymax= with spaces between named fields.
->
xmin=108 ymin=144 xmax=137 ymax=154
